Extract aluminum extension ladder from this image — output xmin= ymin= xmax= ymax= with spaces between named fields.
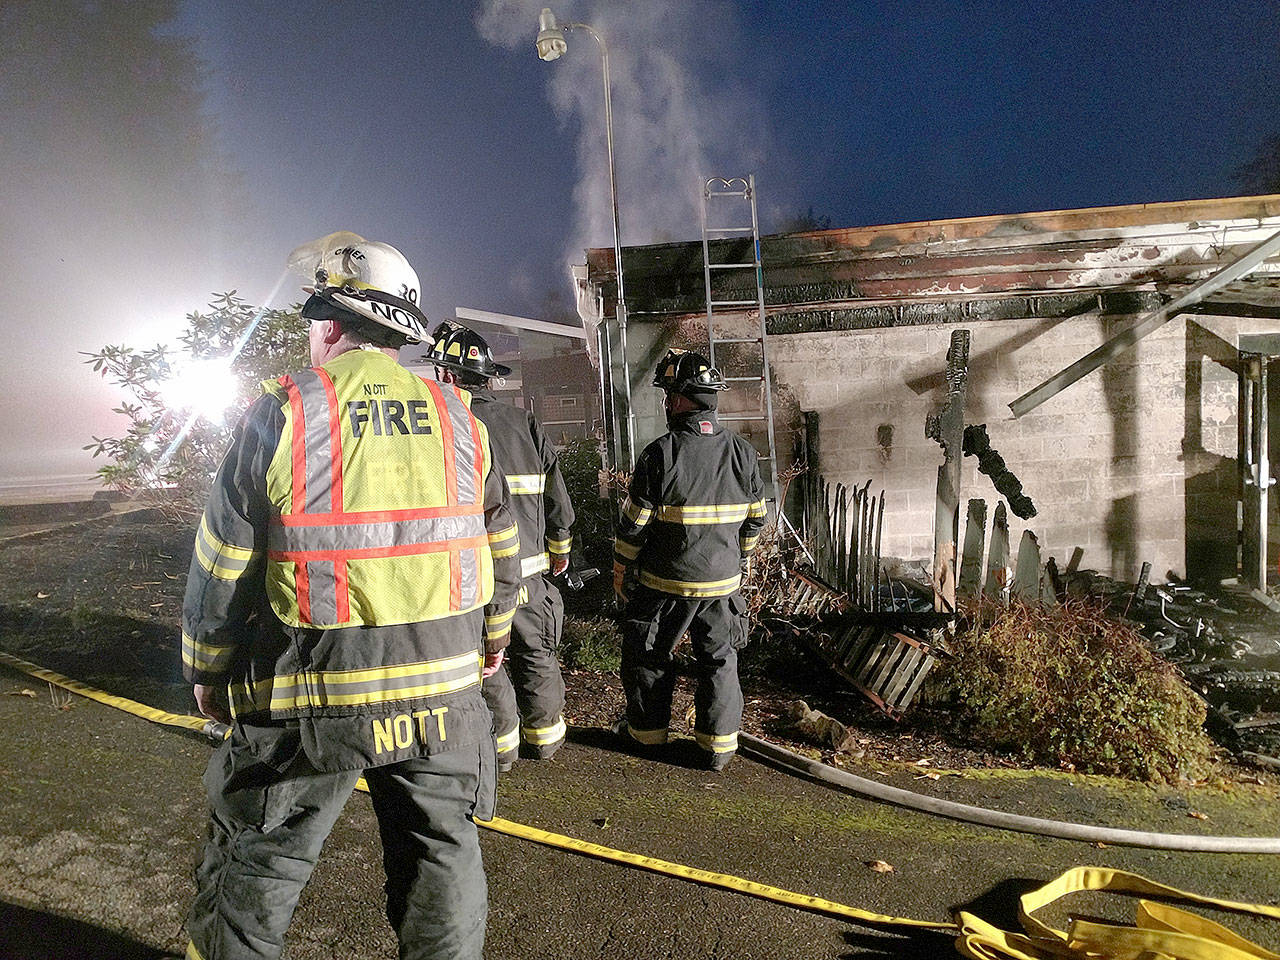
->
xmin=698 ymin=174 xmax=779 ymax=500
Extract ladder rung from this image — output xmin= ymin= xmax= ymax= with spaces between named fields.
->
xmin=719 ymin=415 xmax=766 ymax=422
xmin=704 ymin=226 xmax=755 ymax=235
xmin=724 ymin=376 xmax=763 ymax=382
xmin=707 ymin=263 xmax=756 ymax=270
xmin=712 ymin=337 xmax=762 ymax=344
xmin=710 ymin=299 xmax=757 ymax=307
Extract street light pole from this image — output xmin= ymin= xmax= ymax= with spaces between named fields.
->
xmin=536 ymin=8 xmax=636 ymax=468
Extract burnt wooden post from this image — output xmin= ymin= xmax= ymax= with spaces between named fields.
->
xmin=926 ymin=329 xmax=971 ymax=614
xmin=1239 ymin=351 xmax=1271 ymax=591
xmin=985 ymin=501 xmax=1011 ymax=602
xmin=958 ymin=498 xmax=988 ymax=598
xmin=1013 ymin=529 xmax=1043 ymax=602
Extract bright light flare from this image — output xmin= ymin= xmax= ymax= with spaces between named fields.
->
xmin=157 ymin=356 xmax=239 ymax=425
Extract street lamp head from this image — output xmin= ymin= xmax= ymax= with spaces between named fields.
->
xmin=535 ymin=7 xmax=567 ymax=61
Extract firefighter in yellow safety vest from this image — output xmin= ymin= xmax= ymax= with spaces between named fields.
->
xmin=180 ymin=232 xmax=521 ymax=960
xmin=430 ymin=323 xmax=575 ymax=770
xmin=613 ymin=348 xmax=766 ymax=772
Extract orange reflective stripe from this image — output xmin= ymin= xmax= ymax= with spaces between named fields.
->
xmin=288 ymin=369 xmax=340 ymax=513
xmin=425 ymin=380 xmax=459 ymax=505
xmin=283 ymin=376 xmax=307 ymax=513
xmin=269 ymin=533 xmax=489 ymax=563
xmin=449 ymin=549 xmax=462 ymax=611
xmin=423 ymin=381 xmax=488 ymax=611
xmin=270 ymin=510 xmax=484 ymax=551
xmin=295 ymin=556 xmax=312 ymax=623
xmin=318 ymin=368 xmax=343 ymax=513
xmin=281 ymin=369 xmax=351 ymax=625
xmin=434 ymin=384 xmax=481 ymax=505
xmin=460 ymin=546 xmax=479 ymax=609
xmin=334 ymin=558 xmax=350 ymax=623
xmin=276 ymin=504 xmax=483 ymax=526
xmin=460 ymin=384 xmax=485 ymax=497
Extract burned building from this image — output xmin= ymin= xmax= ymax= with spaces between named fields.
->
xmin=521 ymin=348 xmax=603 ymax=445
xmin=578 ymin=193 xmax=1280 ymax=588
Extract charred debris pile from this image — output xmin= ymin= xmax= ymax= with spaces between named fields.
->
xmin=748 ymin=328 xmax=1280 ymax=771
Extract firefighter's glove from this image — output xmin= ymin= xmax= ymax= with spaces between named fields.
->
xmin=482 ymin=650 xmax=505 ymax=679
xmin=551 ymin=555 xmax=570 ymax=577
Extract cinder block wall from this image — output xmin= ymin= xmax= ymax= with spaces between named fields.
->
xmin=768 ymin=316 xmax=1195 ymax=582
xmin=609 ymin=311 xmax=1265 ymax=583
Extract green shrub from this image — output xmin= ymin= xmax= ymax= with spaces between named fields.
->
xmin=560 ymin=615 xmax=621 ymax=673
xmin=556 ymin=437 xmax=620 ymax=568
xmin=84 ymin=292 xmax=309 ymax=518
xmin=934 ymin=599 xmax=1214 ymax=783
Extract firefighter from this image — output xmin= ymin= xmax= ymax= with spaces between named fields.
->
xmin=181 ymin=232 xmax=521 ymax=960
xmin=430 ymin=323 xmax=574 ymax=768
xmin=612 ymin=348 xmax=766 ymax=772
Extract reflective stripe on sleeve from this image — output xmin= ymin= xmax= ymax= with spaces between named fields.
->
xmin=230 ymin=650 xmax=482 ymax=715
xmin=546 ymin=535 xmax=572 ymax=555
xmin=740 ymin=534 xmax=760 ymax=553
xmin=747 ymin=500 xmax=767 ymax=519
xmin=655 ymin=503 xmax=753 ymax=525
xmin=522 ymin=717 xmax=566 ymax=746
xmin=636 ymin=570 xmax=741 ymax=598
xmin=181 ymin=631 xmax=236 ymax=675
xmin=613 ymin=539 xmax=641 ymax=561
xmin=487 ymin=523 xmax=520 ymax=560
xmin=506 ymin=473 xmax=546 ymax=495
xmin=695 ymin=729 xmax=739 ymax=754
xmin=521 ymin=553 xmax=550 ymax=578
xmin=620 ymin=496 xmax=651 ymax=526
xmin=194 ymin=515 xmax=260 ymax=581
xmin=485 ymin=605 xmax=516 ymax=639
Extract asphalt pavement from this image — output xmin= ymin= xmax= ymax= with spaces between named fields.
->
xmin=2 ymin=668 xmax=1279 ymax=959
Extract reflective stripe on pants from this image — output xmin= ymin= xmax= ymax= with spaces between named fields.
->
xmin=188 ymin=723 xmax=493 ymax=960
xmin=620 ymin=587 xmax=743 ymax=757
xmin=482 ymin=665 xmax=521 ymax=765
xmin=508 ymin=575 xmax=566 ymax=759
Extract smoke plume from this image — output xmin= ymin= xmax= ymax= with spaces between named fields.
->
xmin=478 ymin=1 xmax=776 ymax=263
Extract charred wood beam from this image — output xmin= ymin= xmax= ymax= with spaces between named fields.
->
xmin=926 ymin=329 xmax=970 ymax=614
xmin=962 ymin=424 xmax=1037 ymax=519
xmin=1010 ymin=228 xmax=1280 ymax=418
xmin=984 ymin=502 xmax=1010 ymax=601
xmin=630 ymin=289 xmax=1168 ymax=325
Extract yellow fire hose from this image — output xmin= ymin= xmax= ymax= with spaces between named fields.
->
xmin=4 ymin=648 xmax=1279 ymax=959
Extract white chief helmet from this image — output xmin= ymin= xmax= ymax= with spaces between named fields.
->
xmin=288 ymin=231 xmax=430 ymax=344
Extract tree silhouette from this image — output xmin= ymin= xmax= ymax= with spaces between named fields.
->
xmin=1237 ymin=135 xmax=1280 ymax=195
xmin=0 ymin=0 xmax=237 ymax=254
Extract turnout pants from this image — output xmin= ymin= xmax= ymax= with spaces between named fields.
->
xmin=482 ymin=666 xmax=521 ymax=768
xmin=186 ymin=723 xmax=496 ymax=960
xmin=506 ymin=575 xmax=567 ymax=758
xmin=620 ymin=587 xmax=746 ymax=762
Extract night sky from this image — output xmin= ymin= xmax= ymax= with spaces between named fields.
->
xmin=2 ymin=0 xmax=1277 ymax=488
